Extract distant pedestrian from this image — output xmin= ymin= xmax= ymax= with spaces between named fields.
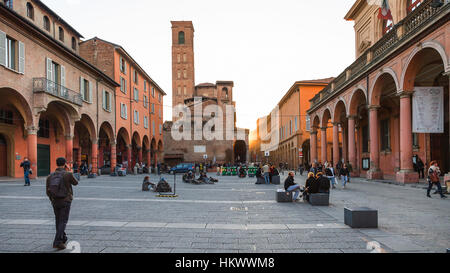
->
xmin=427 ymin=161 xmax=446 ymax=199
xmin=46 ymin=157 xmax=78 ymax=250
xmin=340 ymin=164 xmax=350 ymax=189
xmin=20 ymin=157 xmax=31 ymax=186
xmin=415 ymin=155 xmax=425 ymax=179
xmin=72 ymin=162 xmax=79 ymax=174
xmin=310 ymin=163 xmax=318 ymax=176
xmin=325 ymin=163 xmax=337 ymax=189
xmin=263 ymin=164 xmax=270 ymax=184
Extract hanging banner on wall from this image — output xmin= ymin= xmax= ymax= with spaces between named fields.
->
xmin=412 ymin=87 xmax=444 ymax=134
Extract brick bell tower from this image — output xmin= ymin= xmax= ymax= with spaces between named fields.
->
xmin=171 ymin=21 xmax=195 ymax=108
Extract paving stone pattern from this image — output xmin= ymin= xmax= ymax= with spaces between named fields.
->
xmin=0 ymin=173 xmax=448 ymax=253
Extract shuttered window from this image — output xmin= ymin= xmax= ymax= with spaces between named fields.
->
xmin=120 ymin=103 xmax=127 ymax=119
xmin=80 ymin=77 xmax=92 ymax=103
xmin=103 ymin=90 xmax=111 ymax=111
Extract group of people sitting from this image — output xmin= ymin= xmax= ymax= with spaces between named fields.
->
xmin=183 ymin=171 xmax=219 ymax=185
xmin=142 ymin=176 xmax=172 ymax=193
xmin=284 ymin=171 xmax=331 ymax=203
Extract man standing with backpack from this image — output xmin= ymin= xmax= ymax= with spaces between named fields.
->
xmin=46 ymin=157 xmax=79 ymax=250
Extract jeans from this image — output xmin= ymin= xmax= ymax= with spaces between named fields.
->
xmin=287 ymin=185 xmax=301 ymax=200
xmin=264 ymin=173 xmax=270 ymax=184
xmin=24 ymin=170 xmax=30 ymax=186
xmin=52 ymin=200 xmax=71 ymax=246
xmin=330 ymin=177 xmax=337 ymax=187
xmin=342 ymin=176 xmax=348 ymax=186
xmin=427 ymin=181 xmax=444 ymax=197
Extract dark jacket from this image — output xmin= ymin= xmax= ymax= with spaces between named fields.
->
xmin=284 ymin=176 xmax=296 ymax=191
xmin=305 ymin=177 xmax=319 ymax=194
xmin=20 ymin=161 xmax=31 ymax=173
xmin=317 ymin=176 xmax=330 ymax=193
xmin=46 ymin=168 xmax=78 ymax=203
xmin=340 ymin=167 xmax=349 ymax=176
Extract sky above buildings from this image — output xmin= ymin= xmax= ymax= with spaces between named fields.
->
xmin=43 ymin=0 xmax=356 ymax=130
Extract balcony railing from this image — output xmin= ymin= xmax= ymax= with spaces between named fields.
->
xmin=309 ymin=0 xmax=449 ymax=111
xmin=33 ymin=78 xmax=83 ymax=106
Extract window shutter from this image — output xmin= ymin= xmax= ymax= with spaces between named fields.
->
xmin=18 ymin=41 xmax=25 ymax=74
xmin=102 ymin=90 xmax=106 ymax=109
xmin=89 ymin=81 xmax=93 ymax=103
xmin=46 ymin=58 xmax=53 ymax=81
xmin=125 ymin=104 xmax=128 ymax=119
xmin=80 ymin=77 xmax=84 ymax=100
xmin=124 ymin=79 xmax=127 ymax=94
xmin=119 ymin=57 xmax=123 ymax=72
xmin=60 ymin=65 xmax=66 ymax=97
xmin=124 ymin=60 xmax=127 ymax=75
xmin=109 ymin=91 xmax=112 ymax=111
xmin=0 ymin=30 xmax=6 ymax=66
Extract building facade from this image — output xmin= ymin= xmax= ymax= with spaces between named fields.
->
xmin=255 ymin=79 xmax=333 ymax=169
xmin=163 ymin=21 xmax=249 ymax=166
xmin=79 ymin=38 xmax=166 ymax=171
xmin=0 ymin=0 xmax=119 ymax=178
xmin=307 ymin=0 xmax=450 ymax=183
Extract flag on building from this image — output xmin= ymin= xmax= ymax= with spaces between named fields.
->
xmin=378 ymin=0 xmax=393 ymax=20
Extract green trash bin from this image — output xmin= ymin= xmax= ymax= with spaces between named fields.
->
xmin=226 ymin=168 xmax=232 ymax=176
xmin=232 ymin=167 xmax=237 ymax=176
xmin=222 ymin=167 xmax=227 ymax=176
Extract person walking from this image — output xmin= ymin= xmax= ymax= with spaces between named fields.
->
xmin=20 ymin=157 xmax=32 ymax=186
xmin=336 ymin=160 xmax=343 ymax=181
xmin=340 ymin=164 xmax=350 ymax=189
xmin=263 ymin=163 xmax=270 ymax=184
xmin=346 ymin=161 xmax=353 ymax=183
xmin=325 ymin=163 xmax=338 ymax=189
xmin=427 ymin=161 xmax=446 ymax=199
xmin=284 ymin=172 xmax=302 ymax=202
xmin=46 ymin=157 xmax=78 ymax=250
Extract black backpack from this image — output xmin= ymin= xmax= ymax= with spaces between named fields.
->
xmin=48 ymin=172 xmax=69 ymax=199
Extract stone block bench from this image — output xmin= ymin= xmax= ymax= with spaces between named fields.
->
xmin=344 ymin=207 xmax=378 ymax=228
xmin=309 ymin=193 xmax=330 ymax=206
xmin=255 ymin=177 xmax=266 ymax=184
xmin=276 ymin=189 xmax=292 ymax=202
xmin=271 ymin=176 xmax=281 ymax=185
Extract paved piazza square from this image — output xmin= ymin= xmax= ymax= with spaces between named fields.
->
xmin=0 ymin=173 xmax=448 ymax=253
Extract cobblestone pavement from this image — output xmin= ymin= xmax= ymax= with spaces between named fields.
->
xmin=0 ymin=173 xmax=448 ymax=253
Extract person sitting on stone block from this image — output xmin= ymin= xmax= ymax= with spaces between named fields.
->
xmin=284 ymin=172 xmax=303 ymax=202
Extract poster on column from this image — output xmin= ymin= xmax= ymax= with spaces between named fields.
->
xmin=412 ymin=87 xmax=444 ymax=134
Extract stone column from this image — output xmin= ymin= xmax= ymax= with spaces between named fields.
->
xmin=310 ymin=132 xmax=317 ymax=163
xmin=445 ymin=72 xmax=450 ymax=183
xmin=342 ymin=127 xmax=347 ymax=163
xmin=348 ymin=116 xmax=357 ymax=175
xmin=397 ymin=91 xmax=419 ymax=183
xmin=127 ymin=145 xmax=132 ymax=171
xmin=65 ymin=136 xmax=74 ymax=168
xmin=146 ymin=149 xmax=151 ymax=167
xmin=367 ymin=106 xmax=383 ymax=179
xmin=27 ymin=126 xmax=38 ymax=179
xmin=332 ymin=123 xmax=340 ymax=167
xmin=321 ymin=127 xmax=327 ymax=164
xmin=137 ymin=146 xmax=143 ymax=163
xmin=91 ymin=139 xmax=98 ymax=175
xmin=110 ymin=141 xmax=117 ymax=173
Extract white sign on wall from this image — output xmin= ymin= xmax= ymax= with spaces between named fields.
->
xmin=412 ymin=87 xmax=444 ymax=134
xmin=194 ymin=145 xmax=206 ymax=153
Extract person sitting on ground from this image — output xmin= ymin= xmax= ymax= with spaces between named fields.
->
xmin=183 ymin=171 xmax=195 ymax=183
xmin=284 ymin=172 xmax=303 ymax=202
xmin=155 ymin=178 xmax=172 ymax=193
xmin=316 ymin=172 xmax=330 ymax=194
xmin=142 ymin=176 xmax=156 ymax=192
xmin=303 ymin=172 xmax=319 ymax=202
